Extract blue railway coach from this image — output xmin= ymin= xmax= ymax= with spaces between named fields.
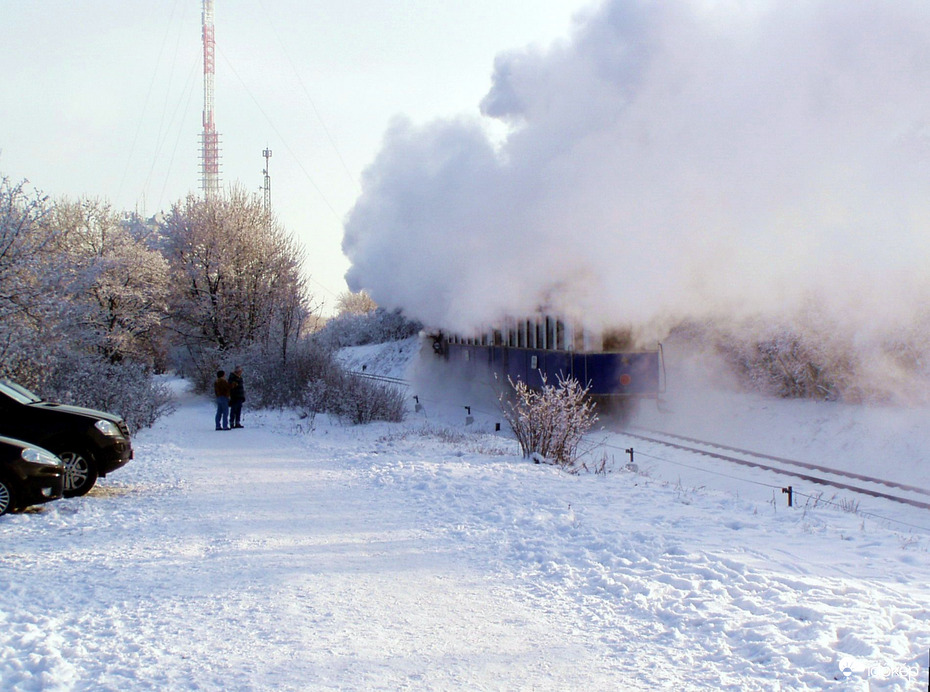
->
xmin=429 ymin=317 xmax=665 ymax=401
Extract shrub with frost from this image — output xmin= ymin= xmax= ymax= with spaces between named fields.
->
xmin=43 ymin=355 xmax=174 ymax=433
xmin=316 ymin=308 xmax=421 ymax=348
xmin=500 ymin=374 xmax=598 ymax=468
xmin=323 ymin=370 xmax=407 ymax=424
xmin=224 ymin=337 xmax=406 ymax=425
xmin=233 ymin=339 xmax=335 ymax=410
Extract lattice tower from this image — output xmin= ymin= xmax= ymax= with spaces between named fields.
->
xmin=262 ymin=148 xmax=272 ymax=210
xmin=200 ymin=0 xmax=221 ymax=198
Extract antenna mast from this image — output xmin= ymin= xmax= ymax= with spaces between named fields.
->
xmin=200 ymin=0 xmax=221 ymax=198
xmin=262 ymin=148 xmax=272 ymax=210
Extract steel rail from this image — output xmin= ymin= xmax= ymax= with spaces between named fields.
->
xmin=623 ymin=429 xmax=930 ymax=511
xmin=630 ymin=427 xmax=930 ymax=497
xmin=347 ymin=371 xmax=410 ymax=387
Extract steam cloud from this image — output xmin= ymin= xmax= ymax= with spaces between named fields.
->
xmin=343 ymin=0 xmax=930 ymax=343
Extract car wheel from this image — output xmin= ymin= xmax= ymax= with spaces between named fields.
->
xmin=0 ymin=476 xmax=15 ymax=515
xmin=60 ymin=451 xmax=98 ymax=497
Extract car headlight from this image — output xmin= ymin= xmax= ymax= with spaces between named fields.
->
xmin=21 ymin=447 xmax=64 ymax=467
xmin=94 ymin=419 xmax=123 ymax=438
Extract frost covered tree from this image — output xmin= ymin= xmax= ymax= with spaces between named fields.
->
xmin=50 ymin=198 xmax=170 ymax=364
xmin=336 ymin=289 xmax=377 ymax=316
xmin=0 ymin=176 xmax=55 ymax=299
xmin=314 ymin=307 xmax=421 ymax=348
xmin=0 ymin=179 xmax=172 ymax=429
xmin=161 ymin=187 xmax=312 ymax=370
xmin=0 ymin=175 xmax=63 ymax=383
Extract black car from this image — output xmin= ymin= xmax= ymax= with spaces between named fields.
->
xmin=0 ymin=380 xmax=133 ymax=497
xmin=0 ymin=435 xmax=65 ymax=515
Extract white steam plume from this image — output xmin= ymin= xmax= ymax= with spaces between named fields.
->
xmin=343 ymin=0 xmax=930 ymax=340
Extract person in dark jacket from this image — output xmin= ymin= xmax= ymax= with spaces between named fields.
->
xmin=214 ymin=370 xmax=230 ymax=430
xmin=229 ymin=365 xmax=246 ymax=429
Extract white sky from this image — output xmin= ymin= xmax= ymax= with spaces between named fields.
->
xmin=0 ymin=0 xmax=594 ymax=312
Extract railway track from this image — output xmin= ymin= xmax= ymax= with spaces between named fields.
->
xmin=624 ymin=428 xmax=930 ymax=510
xmin=347 ymin=371 xmax=410 ymax=387
xmin=345 ymin=369 xmax=930 ymax=511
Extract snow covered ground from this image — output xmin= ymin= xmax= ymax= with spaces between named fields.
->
xmin=2 ymin=337 xmax=929 ymax=690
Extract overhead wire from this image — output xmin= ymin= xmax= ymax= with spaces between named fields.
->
xmin=142 ymin=1 xmax=191 ymax=202
xmin=256 ymin=0 xmax=362 ymax=196
xmin=117 ymin=0 xmax=184 ymax=207
xmin=215 ymin=45 xmax=347 ymax=303
xmin=113 ymin=0 xmax=349 ymax=301
xmin=306 ymin=274 xmax=342 ymax=300
xmin=216 ymin=46 xmax=342 ymax=223
xmin=144 ymin=3 xmax=198 ymax=209
xmin=157 ymin=56 xmax=200 ymax=211
xmin=247 ymin=0 xmax=372 ymax=305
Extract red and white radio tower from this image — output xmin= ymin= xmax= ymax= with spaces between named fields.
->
xmin=200 ymin=0 xmax=221 ymax=198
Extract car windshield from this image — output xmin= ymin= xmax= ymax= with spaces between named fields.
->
xmin=0 ymin=380 xmax=43 ymax=404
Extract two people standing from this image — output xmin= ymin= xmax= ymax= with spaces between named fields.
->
xmin=214 ymin=366 xmax=246 ymax=431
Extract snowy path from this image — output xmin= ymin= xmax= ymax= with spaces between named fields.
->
xmin=1 ymin=394 xmax=652 ymax=690
xmin=1 ymin=380 xmax=929 ymax=690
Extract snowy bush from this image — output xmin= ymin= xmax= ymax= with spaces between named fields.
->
xmin=51 ymin=198 xmax=170 ymax=365
xmin=231 ymin=339 xmax=336 ymax=410
xmin=161 ymin=188 xmax=311 ymax=356
xmin=43 ymin=356 xmax=175 ymax=433
xmin=717 ymin=329 xmax=853 ymax=401
xmin=298 ymin=379 xmax=327 ymax=428
xmin=335 ymin=289 xmax=377 ymax=315
xmin=665 ymin=310 xmax=930 ymax=404
xmin=316 ymin=308 xmax=421 ymax=348
xmin=500 ymin=374 xmax=598 ymax=468
xmin=323 ymin=371 xmax=407 ymax=424
xmin=223 ymin=338 xmax=406 ymax=425
xmin=670 ymin=319 xmax=866 ymax=402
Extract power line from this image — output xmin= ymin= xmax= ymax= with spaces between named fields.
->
xmin=216 ymin=46 xmax=343 ymax=222
xmin=118 ymin=0 xmax=185 ymax=207
xmin=214 ymin=45 xmax=347 ymax=302
xmin=256 ymin=0 xmax=361 ymax=196
xmin=158 ymin=57 xmax=200 ymax=210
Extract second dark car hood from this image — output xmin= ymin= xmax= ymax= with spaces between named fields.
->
xmin=31 ymin=402 xmax=124 ymax=425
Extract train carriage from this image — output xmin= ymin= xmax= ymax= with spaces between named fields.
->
xmin=429 ymin=316 xmax=665 ymax=405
